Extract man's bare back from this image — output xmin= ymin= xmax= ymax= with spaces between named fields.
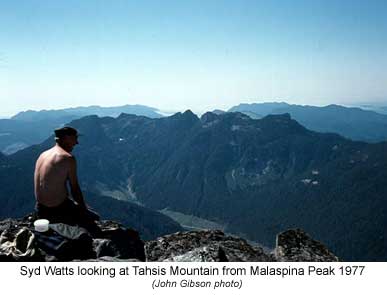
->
xmin=34 ymin=126 xmax=85 ymax=209
xmin=34 ymin=146 xmax=73 ymax=207
xmin=33 ymin=126 xmax=100 ymax=236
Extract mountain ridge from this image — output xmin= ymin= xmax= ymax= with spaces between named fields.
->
xmin=11 ymin=104 xmax=162 ymax=121
xmin=229 ymin=102 xmax=387 ymax=142
xmin=0 ymin=104 xmax=163 ymax=155
xmin=0 ymin=111 xmax=386 ymax=261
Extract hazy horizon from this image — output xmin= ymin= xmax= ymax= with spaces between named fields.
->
xmin=1 ymin=99 xmax=387 ymax=119
xmin=1 ymin=1 xmax=387 ymax=117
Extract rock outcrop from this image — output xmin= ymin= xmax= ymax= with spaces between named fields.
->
xmin=275 ymin=229 xmax=339 ymax=262
xmin=0 ymin=216 xmax=339 ymax=262
xmin=145 ymin=230 xmax=273 ymax=262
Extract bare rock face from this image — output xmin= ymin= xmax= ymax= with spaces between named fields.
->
xmin=275 ymin=229 xmax=339 ymax=262
xmin=0 ymin=217 xmax=339 ymax=262
xmin=145 ymin=230 xmax=274 ymax=262
xmin=146 ymin=229 xmax=339 ymax=262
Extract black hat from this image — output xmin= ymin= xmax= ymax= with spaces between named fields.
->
xmin=54 ymin=127 xmax=79 ymax=139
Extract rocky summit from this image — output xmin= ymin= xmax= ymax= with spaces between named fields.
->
xmin=0 ymin=216 xmax=338 ymax=262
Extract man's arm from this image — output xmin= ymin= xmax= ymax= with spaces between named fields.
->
xmin=67 ymin=156 xmax=87 ymax=208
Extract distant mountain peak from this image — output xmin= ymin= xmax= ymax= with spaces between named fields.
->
xmin=169 ymin=110 xmax=199 ymax=121
xmin=182 ymin=109 xmax=196 ymax=117
xmin=200 ymin=112 xmax=219 ymax=124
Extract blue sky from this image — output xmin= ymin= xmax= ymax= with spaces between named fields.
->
xmin=1 ymin=0 xmax=387 ymax=116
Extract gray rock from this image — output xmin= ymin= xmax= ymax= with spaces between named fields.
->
xmin=93 ymin=239 xmax=118 ymax=258
xmin=76 ymin=256 xmax=142 ymax=262
xmin=163 ymin=245 xmax=226 ymax=262
xmin=275 ymin=228 xmax=339 ymax=262
xmin=146 ymin=230 xmax=273 ymax=262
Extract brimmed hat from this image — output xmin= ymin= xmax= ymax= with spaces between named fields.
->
xmin=54 ymin=127 xmax=80 ymax=139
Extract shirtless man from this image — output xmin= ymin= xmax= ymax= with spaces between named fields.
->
xmin=34 ymin=127 xmax=100 ymax=235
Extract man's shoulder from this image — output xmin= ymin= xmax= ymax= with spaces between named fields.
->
xmin=58 ymin=153 xmax=76 ymax=163
xmin=53 ymin=152 xmax=76 ymax=171
xmin=50 ymin=147 xmax=76 ymax=163
xmin=52 ymin=146 xmax=74 ymax=158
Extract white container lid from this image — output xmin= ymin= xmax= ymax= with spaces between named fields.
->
xmin=34 ymin=219 xmax=50 ymax=232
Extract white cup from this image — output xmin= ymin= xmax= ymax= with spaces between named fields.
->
xmin=34 ymin=219 xmax=50 ymax=232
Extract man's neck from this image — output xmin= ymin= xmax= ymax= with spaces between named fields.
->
xmin=55 ymin=142 xmax=72 ymax=154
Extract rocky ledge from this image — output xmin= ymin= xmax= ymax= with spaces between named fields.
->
xmin=0 ymin=217 xmax=339 ymax=262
